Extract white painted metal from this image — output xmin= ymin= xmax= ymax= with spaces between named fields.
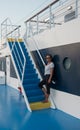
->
xmin=17 ymin=41 xmax=26 ymax=82
xmin=25 ymin=0 xmax=80 ymax=38
xmin=50 ymin=88 xmax=80 ymax=119
xmin=0 ymin=71 xmax=5 ymax=85
xmin=1 ymin=18 xmax=21 ymax=44
xmin=27 ymin=18 xmax=80 ymax=51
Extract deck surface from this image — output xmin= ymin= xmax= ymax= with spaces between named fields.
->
xmin=0 ymin=85 xmax=80 ymax=130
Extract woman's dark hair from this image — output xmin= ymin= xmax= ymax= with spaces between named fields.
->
xmin=46 ymin=54 xmax=53 ymax=60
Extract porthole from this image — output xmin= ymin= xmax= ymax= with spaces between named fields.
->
xmin=63 ymin=57 xmax=72 ymax=70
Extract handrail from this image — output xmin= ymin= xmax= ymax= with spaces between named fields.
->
xmin=25 ymin=0 xmax=59 ymax=23
xmin=6 ymin=25 xmax=21 ymax=37
xmin=29 ymin=24 xmax=45 ymax=66
xmin=29 ymin=24 xmax=56 ymax=85
xmin=17 ymin=40 xmax=26 ymax=82
xmin=25 ymin=0 xmax=80 ymax=38
xmin=1 ymin=18 xmax=21 ymax=44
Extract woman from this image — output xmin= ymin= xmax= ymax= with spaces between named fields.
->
xmin=39 ymin=54 xmax=54 ymax=102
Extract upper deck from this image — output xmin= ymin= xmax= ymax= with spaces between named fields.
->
xmin=25 ymin=0 xmax=80 ymax=39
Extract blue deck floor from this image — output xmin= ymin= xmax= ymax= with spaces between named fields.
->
xmin=0 ymin=85 xmax=80 ymax=130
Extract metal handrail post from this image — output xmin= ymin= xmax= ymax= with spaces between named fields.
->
xmin=75 ymin=0 xmax=78 ymax=18
xmin=26 ymin=22 xmax=28 ymax=42
xmin=29 ymin=21 xmax=31 ymax=37
xmin=37 ymin=15 xmax=39 ymax=34
xmin=49 ymin=5 xmax=52 ymax=29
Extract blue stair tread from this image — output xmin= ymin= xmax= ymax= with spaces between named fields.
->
xmin=28 ymin=95 xmax=45 ymax=103
xmin=25 ymin=67 xmax=34 ymax=71
xmin=23 ymin=83 xmax=39 ymax=90
xmin=24 ymin=73 xmax=38 ymax=79
xmin=25 ymin=89 xmax=43 ymax=97
xmin=25 ymin=65 xmax=34 ymax=70
xmin=24 ymin=69 xmax=36 ymax=74
xmin=26 ymin=60 xmax=32 ymax=64
xmin=24 ymin=72 xmax=38 ymax=76
xmin=23 ymin=78 xmax=40 ymax=84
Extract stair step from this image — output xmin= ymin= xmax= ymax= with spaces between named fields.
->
xmin=26 ymin=60 xmax=32 ymax=64
xmin=24 ymin=73 xmax=38 ymax=79
xmin=30 ymin=101 xmax=51 ymax=110
xmin=28 ymin=95 xmax=45 ymax=103
xmin=25 ymin=89 xmax=43 ymax=97
xmin=23 ymin=78 xmax=40 ymax=84
xmin=25 ymin=64 xmax=34 ymax=68
xmin=25 ymin=65 xmax=34 ymax=70
xmin=23 ymin=83 xmax=39 ymax=90
xmin=24 ymin=68 xmax=36 ymax=73
xmin=25 ymin=56 xmax=30 ymax=60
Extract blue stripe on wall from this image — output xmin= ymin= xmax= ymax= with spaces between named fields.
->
xmin=31 ymin=42 xmax=80 ymax=96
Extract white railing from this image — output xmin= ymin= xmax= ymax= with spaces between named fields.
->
xmin=1 ymin=18 xmax=21 ymax=44
xmin=17 ymin=40 xmax=26 ymax=82
xmin=27 ymin=24 xmax=56 ymax=84
xmin=25 ymin=0 xmax=80 ymax=39
xmin=28 ymin=23 xmax=45 ymax=66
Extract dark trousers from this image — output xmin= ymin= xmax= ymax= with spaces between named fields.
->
xmin=39 ymin=75 xmax=51 ymax=94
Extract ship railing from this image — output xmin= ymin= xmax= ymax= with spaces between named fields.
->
xmin=1 ymin=18 xmax=21 ymax=44
xmin=25 ymin=0 xmax=80 ymax=39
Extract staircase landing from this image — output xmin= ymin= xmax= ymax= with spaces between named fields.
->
xmin=30 ymin=101 xmax=51 ymax=110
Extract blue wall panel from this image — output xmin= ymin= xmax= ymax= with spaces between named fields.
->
xmin=31 ymin=42 xmax=80 ymax=96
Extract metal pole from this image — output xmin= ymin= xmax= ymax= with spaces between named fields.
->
xmin=29 ymin=21 xmax=31 ymax=37
xmin=49 ymin=5 xmax=54 ymax=28
xmin=6 ymin=19 xmax=7 ymax=41
xmin=75 ymin=0 xmax=78 ymax=18
xmin=1 ymin=24 xmax=2 ymax=44
xmin=49 ymin=5 xmax=52 ymax=29
xmin=18 ymin=27 xmax=20 ymax=38
xmin=37 ymin=15 xmax=39 ymax=34
xmin=26 ymin=22 xmax=28 ymax=41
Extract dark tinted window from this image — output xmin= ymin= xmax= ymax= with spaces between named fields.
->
xmin=10 ymin=57 xmax=17 ymax=78
xmin=64 ymin=11 xmax=75 ymax=22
